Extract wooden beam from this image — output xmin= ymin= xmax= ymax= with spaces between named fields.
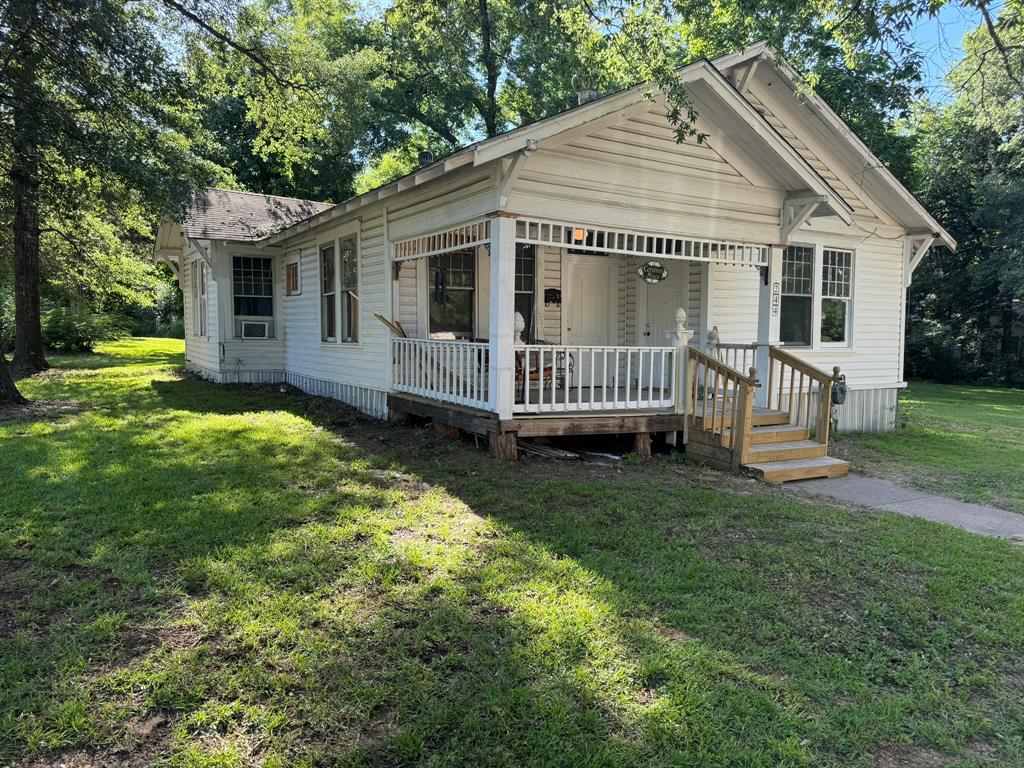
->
xmin=505 ymin=413 xmax=685 ymax=438
xmin=733 ymin=59 xmax=760 ymax=94
xmin=904 ymin=235 xmax=935 ymax=286
xmin=780 ymin=200 xmax=819 ymax=243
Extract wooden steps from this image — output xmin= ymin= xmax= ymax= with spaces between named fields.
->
xmin=744 ymin=456 xmax=849 ymax=483
xmin=739 ymin=417 xmax=848 ymax=483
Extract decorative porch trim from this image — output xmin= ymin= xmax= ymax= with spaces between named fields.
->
xmin=513 ymin=218 xmax=769 ymax=267
xmin=393 ymin=219 xmax=491 ymax=262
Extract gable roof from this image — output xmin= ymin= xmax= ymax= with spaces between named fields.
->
xmin=264 ymin=56 xmax=864 ymax=245
xmin=182 ymin=188 xmax=332 ymax=242
xmin=713 ymin=42 xmax=956 ymax=250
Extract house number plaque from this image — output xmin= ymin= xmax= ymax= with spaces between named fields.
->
xmin=771 ymin=282 xmax=781 ymax=316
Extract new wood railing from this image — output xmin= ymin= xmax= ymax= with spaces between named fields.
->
xmin=392 ymin=337 xmax=490 ymax=410
xmin=766 ymin=346 xmax=834 ymax=446
xmin=687 ymin=346 xmax=760 ymax=469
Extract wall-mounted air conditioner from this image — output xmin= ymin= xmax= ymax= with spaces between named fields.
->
xmin=240 ymin=321 xmax=269 ymax=339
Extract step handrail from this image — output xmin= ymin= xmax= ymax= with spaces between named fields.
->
xmin=687 ymin=346 xmax=760 ymax=468
xmin=766 ymin=345 xmax=836 ymax=447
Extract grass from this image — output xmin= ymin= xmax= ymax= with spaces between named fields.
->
xmin=2 ymin=338 xmax=1023 ymax=767
xmin=834 ymin=381 xmax=1024 ymax=514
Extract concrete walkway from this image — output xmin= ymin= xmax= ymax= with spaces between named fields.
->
xmin=790 ymin=474 xmax=1024 ymax=540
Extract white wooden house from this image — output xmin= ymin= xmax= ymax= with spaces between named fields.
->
xmin=155 ymin=43 xmax=954 ymax=481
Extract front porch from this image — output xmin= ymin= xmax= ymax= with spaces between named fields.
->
xmin=385 ymin=214 xmax=847 ymax=479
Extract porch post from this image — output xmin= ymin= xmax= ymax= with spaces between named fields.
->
xmin=756 ymin=245 xmax=783 ymax=407
xmin=488 ymin=215 xmax=516 ymax=419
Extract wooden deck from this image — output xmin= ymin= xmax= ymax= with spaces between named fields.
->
xmin=388 ymin=391 xmax=685 ymax=459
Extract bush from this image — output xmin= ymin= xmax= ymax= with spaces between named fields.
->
xmin=42 ymin=308 xmax=132 ymax=353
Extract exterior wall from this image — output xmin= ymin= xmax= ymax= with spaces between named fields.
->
xmin=180 ymin=241 xmax=220 ymax=373
xmin=175 ymin=83 xmax=918 ymax=433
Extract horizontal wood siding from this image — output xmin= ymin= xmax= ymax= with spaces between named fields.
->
xmin=179 ymin=243 xmax=220 ymax=373
xmin=539 ymin=246 xmax=561 ymax=343
xmin=709 ymin=264 xmax=760 ymax=346
xmin=397 ymin=259 xmax=419 ymax=338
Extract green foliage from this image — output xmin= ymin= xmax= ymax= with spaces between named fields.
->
xmin=4 ymin=339 xmax=1024 ymax=766
xmin=905 ymin=4 xmax=1024 ymax=386
xmin=41 ymin=308 xmax=132 ymax=353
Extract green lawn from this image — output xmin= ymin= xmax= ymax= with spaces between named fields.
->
xmin=2 ymin=339 xmax=1023 ymax=768
xmin=834 ymin=381 xmax=1024 ymax=514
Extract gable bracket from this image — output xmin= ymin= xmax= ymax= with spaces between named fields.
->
xmin=186 ymin=237 xmax=214 ymax=267
xmin=904 ymin=234 xmax=935 ymax=287
xmin=781 ymin=195 xmax=824 ymax=243
xmin=496 ymin=143 xmax=535 ymax=210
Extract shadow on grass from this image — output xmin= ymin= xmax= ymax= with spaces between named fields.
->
xmin=3 ymin=363 xmax=1023 ymax=767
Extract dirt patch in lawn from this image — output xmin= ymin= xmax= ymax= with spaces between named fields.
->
xmin=0 ymin=399 xmax=82 ymax=423
xmin=872 ymin=743 xmax=954 ymax=767
xmin=21 ymin=714 xmax=173 ymax=768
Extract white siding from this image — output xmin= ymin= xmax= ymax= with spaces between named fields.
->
xmin=180 ymin=242 xmax=220 ymax=373
xmin=709 ymin=263 xmax=761 ymax=346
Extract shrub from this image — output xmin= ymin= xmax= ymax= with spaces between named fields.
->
xmin=42 ymin=308 xmax=132 ymax=353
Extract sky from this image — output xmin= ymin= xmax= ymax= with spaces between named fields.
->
xmin=908 ymin=2 xmax=985 ymax=100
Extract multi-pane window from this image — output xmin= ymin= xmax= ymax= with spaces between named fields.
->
xmin=515 ymin=244 xmax=536 ymax=342
xmin=780 ymin=245 xmax=813 ymax=346
xmin=821 ymin=248 xmax=853 ymax=344
xmin=321 ymin=244 xmax=336 ymax=341
xmin=339 ymin=238 xmax=358 ymax=342
xmin=233 ymin=257 xmax=273 ymax=316
xmin=191 ymin=260 xmax=207 ymax=337
xmin=429 ymin=249 xmax=475 ymax=337
xmin=286 ymin=261 xmax=300 ymax=296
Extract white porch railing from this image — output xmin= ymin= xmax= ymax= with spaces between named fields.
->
xmin=391 ymin=337 xmax=490 ymax=410
xmin=714 ymin=342 xmax=759 ymax=374
xmin=514 ymin=345 xmax=676 ymax=414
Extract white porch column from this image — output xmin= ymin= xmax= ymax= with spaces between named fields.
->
xmin=488 ymin=216 xmax=516 ymax=419
xmin=756 ymin=245 xmax=783 ymax=407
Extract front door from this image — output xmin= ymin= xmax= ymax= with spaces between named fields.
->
xmin=563 ymin=253 xmax=616 ymax=390
xmin=640 ymin=262 xmax=689 ymax=389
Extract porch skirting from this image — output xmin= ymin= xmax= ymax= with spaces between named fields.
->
xmin=184 ymin=363 xmax=389 ymax=420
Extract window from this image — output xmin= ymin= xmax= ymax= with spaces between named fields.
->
xmin=286 ymin=261 xmax=300 ymax=296
xmin=233 ymin=256 xmax=273 ymax=316
xmin=429 ymin=249 xmax=475 ymax=337
xmin=515 ymin=244 xmax=536 ymax=342
xmin=232 ymin=256 xmax=274 ymax=338
xmin=821 ymin=248 xmax=853 ymax=344
xmin=780 ymin=246 xmax=813 ymax=346
xmin=339 ymin=237 xmax=358 ymax=342
xmin=321 ymin=244 xmax=336 ymax=341
xmin=191 ymin=260 xmax=207 ymax=337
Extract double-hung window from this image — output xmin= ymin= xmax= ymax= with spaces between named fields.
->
xmin=780 ymin=244 xmax=854 ymax=347
xmin=820 ymin=248 xmax=853 ymax=344
xmin=780 ymin=246 xmax=813 ymax=346
xmin=191 ymin=260 xmax=207 ymax=337
xmin=515 ymin=244 xmax=536 ymax=342
xmin=339 ymin=237 xmax=358 ymax=342
xmin=429 ymin=249 xmax=476 ymax=338
xmin=232 ymin=256 xmax=274 ymax=338
xmin=321 ymin=244 xmax=336 ymax=341
xmin=320 ymin=236 xmax=359 ymax=343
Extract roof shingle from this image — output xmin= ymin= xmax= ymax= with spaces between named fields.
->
xmin=183 ymin=188 xmax=331 ymax=242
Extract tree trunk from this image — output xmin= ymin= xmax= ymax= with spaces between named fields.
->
xmin=0 ymin=346 xmax=28 ymax=407
xmin=12 ymin=153 xmax=48 ymax=374
xmin=10 ymin=0 xmax=48 ymax=375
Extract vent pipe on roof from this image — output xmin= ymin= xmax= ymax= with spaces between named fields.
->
xmin=573 ymin=72 xmax=599 ymax=105
xmin=418 ymin=150 xmax=435 ymax=168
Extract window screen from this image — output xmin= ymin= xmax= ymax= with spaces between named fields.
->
xmin=780 ymin=246 xmax=813 ymax=346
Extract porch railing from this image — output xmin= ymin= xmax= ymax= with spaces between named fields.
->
xmin=391 ymin=337 xmax=490 ymax=410
xmin=713 ymin=342 xmax=759 ymax=374
xmin=687 ymin=346 xmax=760 ymax=469
xmin=766 ymin=345 xmax=833 ymax=444
xmin=514 ymin=344 xmax=676 ymax=413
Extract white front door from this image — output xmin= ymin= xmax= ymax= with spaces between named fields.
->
xmin=563 ymin=253 xmax=616 ymax=389
xmin=640 ymin=262 xmax=689 ymax=388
